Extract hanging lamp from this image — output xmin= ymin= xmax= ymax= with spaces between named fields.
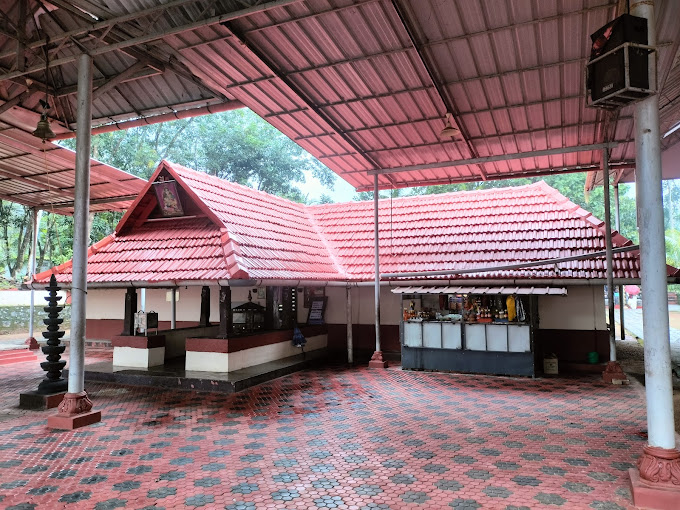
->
xmin=440 ymin=112 xmax=460 ymax=139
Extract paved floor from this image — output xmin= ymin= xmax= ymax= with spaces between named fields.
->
xmin=0 ymin=350 xmax=647 ymax=509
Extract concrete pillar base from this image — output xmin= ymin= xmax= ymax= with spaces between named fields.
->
xmin=368 ymin=351 xmax=388 ymax=368
xmin=628 ymin=468 xmax=680 ymax=510
xmin=25 ymin=337 xmax=40 ymax=350
xmin=47 ymin=391 xmax=101 ymax=430
xmin=602 ymin=361 xmax=628 ymax=384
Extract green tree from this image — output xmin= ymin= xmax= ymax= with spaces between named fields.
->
xmin=666 ymin=229 xmax=680 ymax=267
xmin=0 ymin=202 xmax=33 ymax=283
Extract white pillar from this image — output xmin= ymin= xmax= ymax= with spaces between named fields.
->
xmin=602 ymin=151 xmax=616 ymax=361
xmin=346 ymin=285 xmax=353 ymax=364
xmin=631 ymin=0 xmax=675 ymax=450
xmin=28 ymin=207 xmax=41 ymax=340
xmin=614 ymin=185 xmax=625 ymax=340
xmin=373 ymin=174 xmax=381 ymax=353
xmin=171 ymin=288 xmax=177 ymax=329
xmin=67 ymin=53 xmax=93 ymax=395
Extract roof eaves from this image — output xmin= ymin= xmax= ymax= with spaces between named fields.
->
xmin=31 ymin=232 xmax=116 ymax=284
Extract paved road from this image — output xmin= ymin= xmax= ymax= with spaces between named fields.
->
xmin=614 ymin=306 xmax=680 ymax=365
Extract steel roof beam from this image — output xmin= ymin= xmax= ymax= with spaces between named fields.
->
xmin=366 ymin=142 xmax=620 ymax=176
xmin=420 ymin=3 xmax=615 ymax=51
xmin=361 ymin=120 xmax=633 ymax=154
xmin=356 ymin=164 xmax=604 ymax=192
xmin=219 ymin=19 xmax=388 ymax=179
xmin=0 ymin=165 xmax=74 ymax=201
xmin=0 ymin=0 xmax=216 ymax=62
xmin=0 ymin=0 xmax=303 ymax=83
xmin=388 ymin=0 xmax=486 ymax=181
xmin=54 ymin=66 xmax=161 ymax=98
xmin=47 ymin=193 xmax=141 ymax=211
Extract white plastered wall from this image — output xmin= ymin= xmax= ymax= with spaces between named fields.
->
xmin=86 ymin=285 xmax=605 ymax=332
xmin=538 ymin=286 xmax=606 ymax=330
xmin=299 ymin=285 xmax=401 ymax=326
xmin=86 ymin=286 xmax=223 ymax=323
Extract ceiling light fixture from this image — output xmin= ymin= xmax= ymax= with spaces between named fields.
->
xmin=32 ymin=49 xmax=55 ymax=142
xmin=440 ymin=112 xmax=460 ymax=139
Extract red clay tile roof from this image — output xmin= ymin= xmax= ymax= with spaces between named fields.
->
xmin=310 ymin=181 xmax=650 ymax=281
xmin=34 ymin=161 xmax=676 ymax=287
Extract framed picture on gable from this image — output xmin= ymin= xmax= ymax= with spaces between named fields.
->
xmin=153 ymin=180 xmax=184 ymax=217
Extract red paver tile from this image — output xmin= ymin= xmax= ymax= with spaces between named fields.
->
xmin=0 ymin=348 xmax=642 ymax=509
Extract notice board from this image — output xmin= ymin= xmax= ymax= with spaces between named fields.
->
xmin=306 ymin=297 xmax=328 ymax=325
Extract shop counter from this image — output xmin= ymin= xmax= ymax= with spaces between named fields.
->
xmin=401 ymin=320 xmax=535 ymax=376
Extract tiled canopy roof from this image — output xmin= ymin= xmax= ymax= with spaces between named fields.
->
xmin=33 ymin=161 xmax=678 ymax=287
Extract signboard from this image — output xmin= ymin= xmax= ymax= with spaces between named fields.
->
xmin=306 ymin=297 xmax=327 ymax=325
xmin=304 ymin=286 xmax=325 ymax=307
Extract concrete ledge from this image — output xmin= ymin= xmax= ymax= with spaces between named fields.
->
xmin=74 ymin=349 xmax=329 ymax=394
xmin=560 ymin=362 xmax=607 ymax=374
xmin=113 ymin=346 xmax=165 ymax=368
xmin=186 ymin=334 xmax=327 ymax=372
xmin=186 ymin=326 xmax=327 ymax=354
xmin=186 ymin=351 xmax=229 ymax=372
xmin=19 ymin=391 xmax=65 ymax=410
xmin=111 ymin=334 xmax=165 ymax=349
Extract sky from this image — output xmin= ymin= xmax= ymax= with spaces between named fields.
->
xmin=301 ymin=170 xmax=358 ymax=203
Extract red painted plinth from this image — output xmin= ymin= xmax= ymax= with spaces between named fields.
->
xmin=368 ymin=351 xmax=388 ymax=368
xmin=630 ymin=469 xmax=680 ymax=510
xmin=629 ymin=445 xmax=680 ymax=509
xmin=47 ymin=410 xmax=101 ymax=430
xmin=47 ymin=391 xmax=101 ymax=430
xmin=602 ymin=360 xmax=628 ymax=383
xmin=25 ymin=337 xmax=40 ymax=350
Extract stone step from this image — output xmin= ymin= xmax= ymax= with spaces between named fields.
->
xmin=0 ymin=349 xmax=38 ymax=365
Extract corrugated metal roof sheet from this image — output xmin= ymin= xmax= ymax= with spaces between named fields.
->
xmin=0 ymin=121 xmax=145 ymax=213
xmin=2 ymin=0 xmax=679 ymax=200
xmin=33 ymin=160 xmax=672 ymax=286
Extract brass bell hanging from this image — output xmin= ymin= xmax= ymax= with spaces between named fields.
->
xmin=32 ymin=112 xmax=56 ymax=142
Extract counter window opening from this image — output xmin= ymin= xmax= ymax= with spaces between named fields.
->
xmin=402 ymin=293 xmax=530 ymax=324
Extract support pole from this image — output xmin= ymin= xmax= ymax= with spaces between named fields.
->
xmin=199 ymin=286 xmax=211 ymax=327
xmin=218 ymin=285 xmax=230 ymax=338
xmin=628 ymin=1 xmax=680 ymax=507
xmin=603 ymin=152 xmax=616 ymax=361
xmin=614 ymin=185 xmax=625 ymax=340
xmin=171 ymin=288 xmax=177 ymax=329
xmin=140 ymin=288 xmax=146 ymax=311
xmin=369 ymin=174 xmax=387 ymax=368
xmin=602 ymin=153 xmax=626 ymax=383
xmin=48 ymin=53 xmax=100 ymax=430
xmin=346 ymin=285 xmax=353 ymax=364
xmin=122 ymin=288 xmax=137 ymax=336
xmin=26 ymin=207 xmax=40 ymax=349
